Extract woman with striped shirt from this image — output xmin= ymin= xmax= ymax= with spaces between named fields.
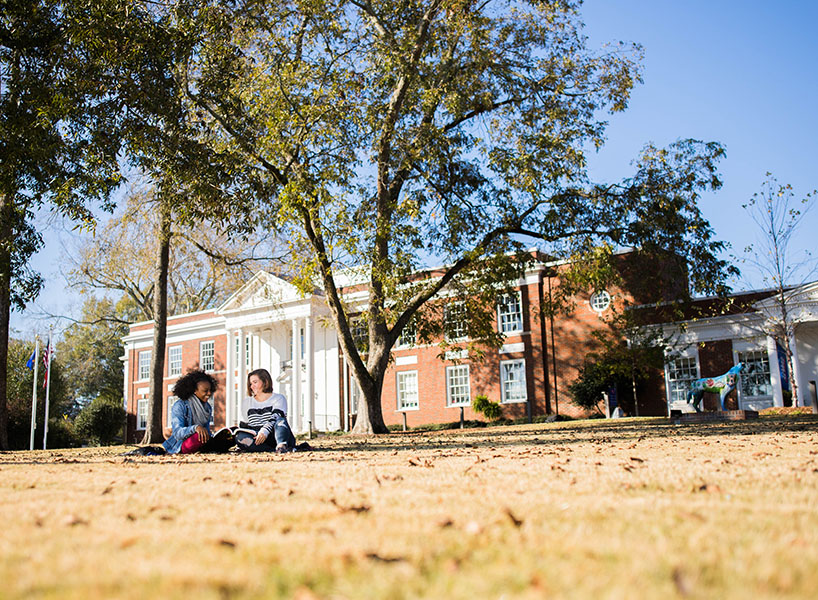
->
xmin=235 ymin=368 xmax=296 ymax=453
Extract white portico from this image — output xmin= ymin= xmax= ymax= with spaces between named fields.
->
xmin=218 ymin=272 xmax=341 ymax=433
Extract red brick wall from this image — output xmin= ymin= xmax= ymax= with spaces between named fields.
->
xmin=125 ymin=332 xmax=228 ymax=442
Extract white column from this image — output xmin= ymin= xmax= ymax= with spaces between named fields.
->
xmin=306 ymin=312 xmax=315 ymax=432
xmin=225 ymin=329 xmax=233 ymax=426
xmin=767 ymin=335 xmax=784 ymax=407
xmin=292 ymin=318 xmax=302 ymax=432
xmin=266 ymin=329 xmax=275 ymax=375
xmin=789 ymin=329 xmax=803 ymax=407
xmin=237 ymin=328 xmax=245 ymax=425
xmin=343 ymin=357 xmax=350 ymax=432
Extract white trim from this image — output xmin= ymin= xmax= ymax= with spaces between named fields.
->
xmin=395 ymin=355 xmax=418 ymax=366
xmin=396 ymin=370 xmax=419 ymax=411
xmin=446 ymin=364 xmax=471 ymax=407
xmin=500 ymin=359 xmax=527 ymax=404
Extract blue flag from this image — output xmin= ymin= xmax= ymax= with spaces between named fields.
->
xmin=26 ymin=349 xmax=36 ymax=371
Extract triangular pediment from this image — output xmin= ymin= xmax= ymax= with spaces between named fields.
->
xmin=752 ymin=281 xmax=818 ymax=323
xmin=217 ymin=272 xmax=306 ymax=313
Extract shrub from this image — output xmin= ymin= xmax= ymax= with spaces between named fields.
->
xmin=75 ymin=397 xmax=126 ymax=446
xmin=472 ymin=394 xmax=503 ymax=421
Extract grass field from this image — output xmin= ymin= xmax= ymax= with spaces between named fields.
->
xmin=2 ymin=415 xmax=818 ymax=600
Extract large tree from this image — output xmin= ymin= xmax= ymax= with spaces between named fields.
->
xmin=68 ymin=191 xmax=289 ymax=321
xmin=176 ymin=0 xmax=734 ymax=433
xmin=0 ymin=1 xmax=122 ymax=449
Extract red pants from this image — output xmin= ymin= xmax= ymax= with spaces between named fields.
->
xmin=180 ymin=433 xmax=205 ymax=454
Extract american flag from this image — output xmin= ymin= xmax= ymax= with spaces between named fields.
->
xmin=42 ymin=341 xmax=53 ymax=389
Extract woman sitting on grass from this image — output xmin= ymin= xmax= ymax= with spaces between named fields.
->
xmin=235 ymin=368 xmax=296 ymax=453
xmin=163 ymin=370 xmax=228 ymax=454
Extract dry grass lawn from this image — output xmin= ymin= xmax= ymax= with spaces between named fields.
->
xmin=2 ymin=415 xmax=818 ymax=600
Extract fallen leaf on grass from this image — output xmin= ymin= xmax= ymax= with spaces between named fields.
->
xmin=63 ymin=514 xmax=87 ymax=527
xmin=629 ymin=456 xmax=645 ymax=463
xmin=695 ymin=483 xmax=722 ymax=494
xmin=119 ymin=537 xmax=138 ymax=549
xmin=330 ymin=498 xmax=371 ymax=514
xmin=217 ymin=539 xmax=236 ymax=549
xmin=504 ymin=508 xmax=523 ymax=527
xmin=672 ymin=567 xmax=692 ymax=596
xmin=101 ymin=486 xmax=112 ymax=495
xmin=366 ymin=552 xmax=406 ymax=563
xmin=408 ymin=456 xmax=433 ymax=467
xmin=438 ymin=518 xmax=454 ymax=529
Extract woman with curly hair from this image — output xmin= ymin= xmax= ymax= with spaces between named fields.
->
xmin=163 ymin=369 xmax=227 ymax=454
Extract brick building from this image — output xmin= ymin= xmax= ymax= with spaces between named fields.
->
xmin=121 ymin=255 xmax=818 ymax=441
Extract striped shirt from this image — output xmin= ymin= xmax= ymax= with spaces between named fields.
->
xmin=240 ymin=393 xmax=288 ymax=438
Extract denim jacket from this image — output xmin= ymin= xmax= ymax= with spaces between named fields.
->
xmin=162 ymin=398 xmax=213 ymax=454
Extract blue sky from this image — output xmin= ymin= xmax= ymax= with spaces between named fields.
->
xmin=10 ymin=0 xmax=818 ymax=338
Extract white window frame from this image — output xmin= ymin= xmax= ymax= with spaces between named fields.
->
xmin=397 ymin=370 xmax=419 ymax=411
xmin=500 ymin=359 xmax=527 ymax=403
xmin=166 ymin=396 xmax=178 ymax=427
xmin=200 ymin=340 xmax=215 ymax=372
xmin=245 ymin=335 xmax=251 ymax=367
xmin=137 ymin=351 xmax=151 ymax=381
xmin=396 ymin=320 xmax=417 ymax=349
xmin=497 ymin=292 xmax=523 ymax=334
xmin=733 ymin=343 xmax=773 ymax=401
xmin=444 ymin=302 xmax=468 ymax=342
xmin=137 ymin=398 xmax=148 ymax=430
xmin=446 ymin=365 xmax=471 ymax=407
xmin=590 ymin=290 xmax=612 ymax=313
xmin=664 ymin=351 xmax=700 ymax=407
xmin=168 ymin=346 xmax=182 ymax=377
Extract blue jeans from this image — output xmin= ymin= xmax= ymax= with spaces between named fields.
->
xmin=236 ymin=416 xmax=296 ymax=452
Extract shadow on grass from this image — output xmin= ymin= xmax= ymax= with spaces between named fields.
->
xmin=2 ymin=414 xmax=816 ymax=464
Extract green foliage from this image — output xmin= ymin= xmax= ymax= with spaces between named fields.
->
xmin=74 ymin=397 xmax=125 ymax=446
xmin=472 ymin=394 xmax=503 ymax=421
xmin=58 ymin=297 xmax=128 ymax=406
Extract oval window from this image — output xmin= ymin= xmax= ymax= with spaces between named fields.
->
xmin=590 ymin=290 xmax=611 ymax=312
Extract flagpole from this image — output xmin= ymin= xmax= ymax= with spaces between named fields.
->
xmin=29 ymin=337 xmax=40 ymax=451
xmin=43 ymin=327 xmax=53 ymax=450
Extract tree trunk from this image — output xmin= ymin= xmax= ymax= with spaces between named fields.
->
xmin=350 ymin=345 xmax=390 ymax=435
xmin=0 ymin=197 xmax=11 ymax=450
xmin=142 ymin=200 xmax=171 ymax=444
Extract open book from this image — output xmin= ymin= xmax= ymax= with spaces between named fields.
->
xmin=211 ymin=424 xmax=258 ymax=444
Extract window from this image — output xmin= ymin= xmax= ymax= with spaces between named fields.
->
xmin=497 ymin=292 xmax=523 ymax=334
xmin=351 ymin=318 xmax=369 ymax=353
xmin=166 ymin=396 xmax=178 ymax=427
xmin=737 ymin=349 xmax=772 ymax=398
xmin=235 ymin=334 xmax=240 ymax=365
xmin=138 ymin=351 xmax=151 ymax=381
xmin=590 ymin=290 xmax=611 ymax=313
xmin=245 ymin=335 xmax=251 ymax=367
xmin=137 ymin=398 xmax=147 ymax=430
xmin=666 ymin=356 xmax=699 ymax=405
xmin=200 ymin=340 xmax=215 ymax=372
xmin=397 ymin=371 xmax=419 ymax=411
xmin=446 ymin=365 xmax=471 ymax=407
xmin=396 ymin=319 xmax=416 ymax=349
xmin=168 ymin=346 xmax=182 ymax=377
xmin=444 ymin=302 xmax=468 ymax=341
xmin=500 ymin=359 xmax=527 ymax=403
